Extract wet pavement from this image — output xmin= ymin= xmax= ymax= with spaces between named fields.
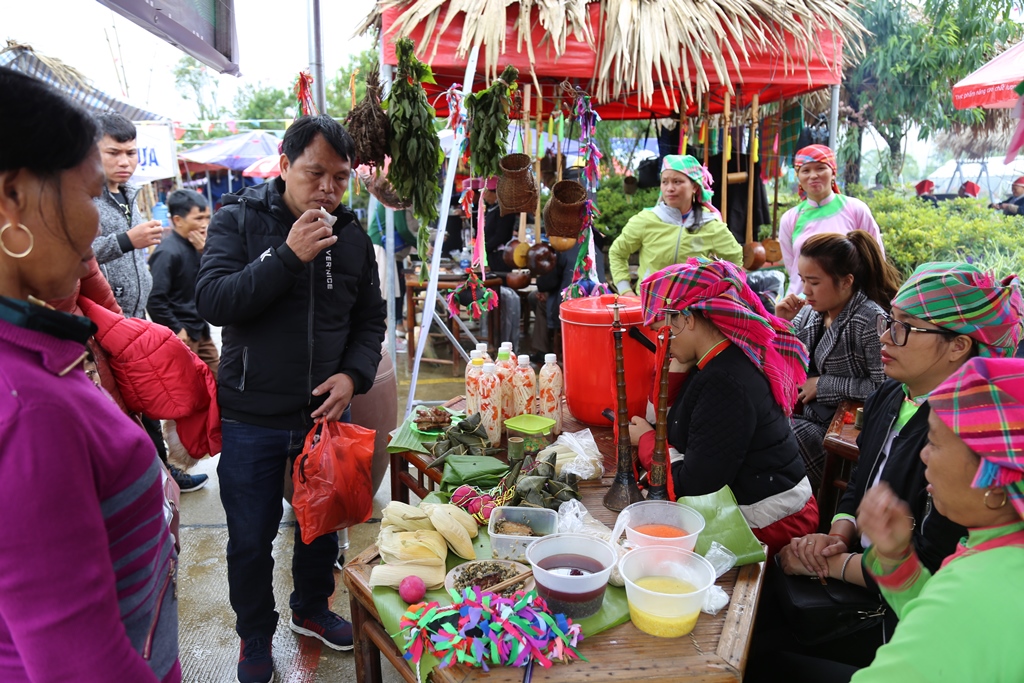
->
xmin=176 ymin=327 xmax=474 ymax=682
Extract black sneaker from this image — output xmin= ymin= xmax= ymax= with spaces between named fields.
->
xmin=290 ymin=610 xmax=354 ymax=651
xmin=237 ymin=636 xmax=273 ymax=683
xmin=169 ymin=465 xmax=208 ymax=493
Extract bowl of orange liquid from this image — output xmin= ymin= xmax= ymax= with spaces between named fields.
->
xmin=622 ymin=501 xmax=705 ymax=552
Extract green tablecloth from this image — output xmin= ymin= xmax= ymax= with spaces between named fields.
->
xmin=371 ymin=527 xmax=629 ymax=682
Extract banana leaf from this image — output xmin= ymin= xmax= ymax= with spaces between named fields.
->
xmin=677 ymin=486 xmax=767 ymax=566
xmin=439 ymin=455 xmax=510 ymax=490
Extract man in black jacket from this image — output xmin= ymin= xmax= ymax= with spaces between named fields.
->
xmin=148 ymin=189 xmax=217 ymax=374
xmin=195 ymin=115 xmax=386 ymax=683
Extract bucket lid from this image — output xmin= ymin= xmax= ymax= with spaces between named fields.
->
xmin=559 ymin=293 xmax=647 ymax=326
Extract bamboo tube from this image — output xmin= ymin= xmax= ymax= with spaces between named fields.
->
xmin=518 ymin=85 xmax=531 ymax=244
xmin=603 ymin=299 xmax=644 ymax=512
xmin=646 ymin=329 xmax=673 ymax=501
xmin=721 ymin=93 xmax=730 ymax=221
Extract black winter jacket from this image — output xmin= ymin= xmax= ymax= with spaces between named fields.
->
xmin=195 ymin=179 xmax=386 ymax=430
xmin=148 ymin=231 xmax=209 ymax=340
xmin=838 ymin=378 xmax=966 ymax=577
xmin=669 ymin=344 xmax=807 ymax=504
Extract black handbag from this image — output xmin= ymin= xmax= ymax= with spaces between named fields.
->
xmin=771 ymin=555 xmax=885 ymax=646
xmin=636 ymin=116 xmax=663 ymax=189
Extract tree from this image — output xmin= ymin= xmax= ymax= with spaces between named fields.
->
xmin=233 ymin=84 xmax=293 ymax=128
xmin=839 ymin=0 xmax=1023 ymax=186
xmin=173 ymin=56 xmax=225 ymax=121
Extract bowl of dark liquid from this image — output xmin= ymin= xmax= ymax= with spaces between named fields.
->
xmin=525 ymin=533 xmax=616 ymax=619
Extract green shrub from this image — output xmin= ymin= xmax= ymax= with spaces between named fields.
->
xmin=593 ymin=175 xmax=661 ymax=242
xmin=867 ymin=191 xmax=1024 ymax=278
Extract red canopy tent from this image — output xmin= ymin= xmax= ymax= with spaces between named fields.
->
xmin=378 ymin=3 xmax=846 ymax=118
xmin=953 ymin=41 xmax=1024 ymax=110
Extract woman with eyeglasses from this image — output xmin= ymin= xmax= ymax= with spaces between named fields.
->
xmin=630 ymin=258 xmax=818 ymax=556
xmin=775 ymin=231 xmax=902 ymax=490
xmin=777 ymin=262 xmax=1022 ymax=658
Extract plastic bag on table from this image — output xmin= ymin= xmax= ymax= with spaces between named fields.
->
xmin=557 ymin=499 xmax=631 ymax=586
xmin=545 ymin=428 xmax=604 ymax=480
xmin=701 ymin=542 xmax=737 ymax=616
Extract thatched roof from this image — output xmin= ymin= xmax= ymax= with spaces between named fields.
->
xmin=934 ymin=110 xmax=1017 ymax=159
xmin=357 ymin=0 xmax=865 ymax=110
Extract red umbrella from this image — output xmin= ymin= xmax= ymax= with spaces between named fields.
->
xmin=953 ymin=41 xmax=1024 ymax=110
xmin=242 ymin=154 xmax=281 ymax=178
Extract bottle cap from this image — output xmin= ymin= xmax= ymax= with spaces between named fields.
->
xmin=518 ymin=354 xmax=531 ymax=366
xmin=497 ymin=349 xmax=511 ymax=360
xmin=476 ymin=343 xmax=489 ymax=354
xmin=471 ymin=357 xmax=484 ymax=366
xmin=500 ymin=341 xmax=513 ymax=350
xmin=544 ymin=353 xmax=557 ymax=363
xmin=483 ymin=362 xmax=497 ymax=373
xmin=470 ymin=350 xmax=482 ymax=359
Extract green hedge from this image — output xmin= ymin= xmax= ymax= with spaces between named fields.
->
xmin=593 ymin=176 xmax=661 ymax=242
xmin=867 ymin=192 xmax=1024 ymax=278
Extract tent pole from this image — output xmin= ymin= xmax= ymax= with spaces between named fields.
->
xmin=828 ymin=84 xmax=840 ymax=152
xmin=405 ymin=45 xmax=480 ymax=418
xmin=379 ymin=35 xmax=398 ymax=368
xmin=307 ymin=0 xmax=327 ymax=112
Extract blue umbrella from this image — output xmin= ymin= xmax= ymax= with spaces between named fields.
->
xmin=179 ymin=131 xmax=282 ymax=172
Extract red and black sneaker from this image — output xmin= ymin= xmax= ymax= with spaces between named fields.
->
xmin=237 ymin=636 xmax=273 ymax=683
xmin=289 ymin=610 xmax=354 ymax=651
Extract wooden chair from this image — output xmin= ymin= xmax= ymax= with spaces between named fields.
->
xmin=816 ymin=400 xmax=863 ymax=532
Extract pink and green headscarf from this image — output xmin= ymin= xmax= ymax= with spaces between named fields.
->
xmin=891 ymin=262 xmax=1024 ymax=358
xmin=929 ymin=357 xmax=1024 ymax=520
xmin=794 ymin=144 xmax=841 ymax=200
xmin=661 ymin=154 xmax=717 ymax=213
xmin=639 ymin=258 xmax=809 ymax=415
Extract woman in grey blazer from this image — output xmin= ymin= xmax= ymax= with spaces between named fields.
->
xmin=775 ymin=231 xmax=902 ymax=489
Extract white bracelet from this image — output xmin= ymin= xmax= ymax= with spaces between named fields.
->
xmin=840 ymin=553 xmax=857 ymax=583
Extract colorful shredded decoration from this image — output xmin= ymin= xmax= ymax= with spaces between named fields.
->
xmin=562 ymin=84 xmax=610 ymax=301
xmin=293 ymin=71 xmax=319 ymax=116
xmin=399 ymin=588 xmax=585 ymax=678
xmin=446 ymin=271 xmax=499 ymax=320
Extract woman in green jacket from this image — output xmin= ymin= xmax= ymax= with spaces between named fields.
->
xmin=609 ymin=155 xmax=742 ymax=295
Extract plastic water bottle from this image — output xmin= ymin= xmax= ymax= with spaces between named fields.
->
xmin=476 ymin=342 xmax=492 ymax=364
xmin=512 ymin=354 xmax=538 ymax=416
xmin=478 ymin=363 xmax=502 ymax=447
xmin=459 ymin=247 xmax=471 ymax=271
xmin=465 ymin=351 xmax=484 ymax=416
xmin=152 ymin=201 xmax=169 ymax=227
xmin=495 ymin=348 xmax=516 ymax=425
xmin=538 ymin=353 xmax=563 ymax=435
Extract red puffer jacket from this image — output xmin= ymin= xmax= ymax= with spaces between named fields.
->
xmin=78 ymin=296 xmax=222 ymax=459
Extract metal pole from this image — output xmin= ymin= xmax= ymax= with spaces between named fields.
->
xmin=406 ymin=45 xmax=481 ymax=417
xmin=379 ymin=35 xmax=398 ymax=366
xmin=828 ymin=84 xmax=840 ymax=152
xmin=307 ymin=0 xmax=326 ymax=113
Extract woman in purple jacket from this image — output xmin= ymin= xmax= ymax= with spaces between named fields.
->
xmin=0 ymin=68 xmax=180 ymax=682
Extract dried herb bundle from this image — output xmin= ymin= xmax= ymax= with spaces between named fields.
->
xmin=345 ymin=61 xmax=391 ymax=168
xmin=466 ymin=64 xmax=518 ymax=179
xmin=385 ymin=38 xmax=443 ymax=227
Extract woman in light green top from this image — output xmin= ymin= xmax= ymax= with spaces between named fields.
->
xmin=609 ymin=155 xmax=742 ymax=295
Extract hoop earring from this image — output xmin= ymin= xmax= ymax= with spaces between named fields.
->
xmin=0 ymin=223 xmax=34 ymax=259
xmin=984 ymin=488 xmax=1008 ymax=510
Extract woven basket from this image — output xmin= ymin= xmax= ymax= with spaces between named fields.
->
xmin=543 ymin=180 xmax=587 ymax=239
xmin=496 ymin=153 xmax=538 ymax=216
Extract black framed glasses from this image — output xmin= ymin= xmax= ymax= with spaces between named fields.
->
xmin=876 ymin=313 xmax=950 ymax=346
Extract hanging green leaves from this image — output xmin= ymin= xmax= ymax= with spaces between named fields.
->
xmin=385 ymin=38 xmax=443 ymax=227
xmin=466 ymin=65 xmax=519 ymax=179
xmin=345 ymin=60 xmax=391 ymax=169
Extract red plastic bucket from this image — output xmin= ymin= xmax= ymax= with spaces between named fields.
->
xmin=559 ymin=294 xmax=656 ymax=426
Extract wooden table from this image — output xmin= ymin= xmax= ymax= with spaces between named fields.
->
xmin=363 ymin=400 xmax=766 ymax=683
xmin=404 ymin=275 xmax=503 ymax=373
xmin=817 ymin=400 xmax=864 ymax=530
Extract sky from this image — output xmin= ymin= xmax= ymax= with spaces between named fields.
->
xmin=4 ymin=0 xmax=378 ymax=121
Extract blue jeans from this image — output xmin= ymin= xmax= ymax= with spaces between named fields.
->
xmin=218 ymin=412 xmax=348 ymax=640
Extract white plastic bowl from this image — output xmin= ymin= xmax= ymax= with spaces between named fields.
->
xmin=619 ymin=545 xmax=715 ymax=638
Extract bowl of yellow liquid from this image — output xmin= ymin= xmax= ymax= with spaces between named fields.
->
xmin=620 ymin=546 xmax=715 ymax=638
xmin=622 ymin=501 xmax=705 ymax=552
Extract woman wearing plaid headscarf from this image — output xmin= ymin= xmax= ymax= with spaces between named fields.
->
xmin=779 ymin=145 xmax=885 ymax=296
xmin=609 ymin=155 xmax=741 ymax=296
xmin=851 ymin=357 xmax=1024 ymax=682
xmin=631 ymin=258 xmax=818 ymax=555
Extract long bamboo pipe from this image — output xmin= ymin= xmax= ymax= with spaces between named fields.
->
xmin=603 ymin=299 xmax=644 ymax=512
xmin=645 ymin=327 xmax=673 ymax=501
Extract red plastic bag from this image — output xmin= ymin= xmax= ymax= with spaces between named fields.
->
xmin=292 ymin=420 xmax=375 ymax=545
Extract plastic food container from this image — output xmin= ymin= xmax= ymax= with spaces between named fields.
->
xmin=526 ymin=533 xmax=616 ymax=619
xmin=622 ymin=500 xmax=705 ymax=552
xmin=620 ymin=546 xmax=715 ymax=637
xmin=504 ymin=414 xmax=556 ymax=454
xmin=488 ymin=506 xmax=558 ymax=562
xmin=559 ymin=294 xmax=656 ymax=426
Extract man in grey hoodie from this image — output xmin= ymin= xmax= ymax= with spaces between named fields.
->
xmin=93 ymin=113 xmax=163 ymax=318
